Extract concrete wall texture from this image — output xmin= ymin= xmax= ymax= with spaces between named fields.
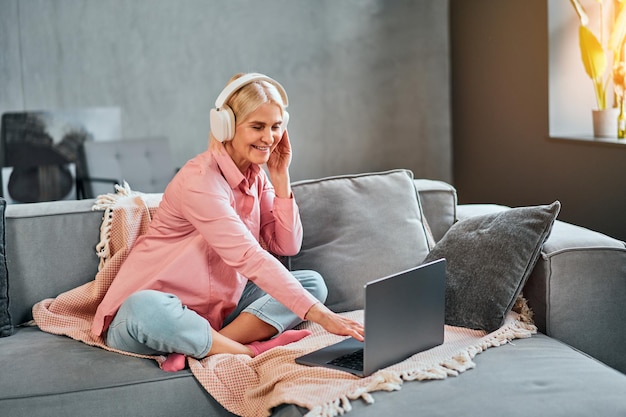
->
xmin=0 ymin=0 xmax=452 ymax=183
xmin=3 ymin=0 xmax=626 ymax=242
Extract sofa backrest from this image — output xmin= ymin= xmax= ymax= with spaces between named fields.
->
xmin=5 ymin=199 xmax=103 ymax=324
xmin=413 ymin=179 xmax=457 ymax=243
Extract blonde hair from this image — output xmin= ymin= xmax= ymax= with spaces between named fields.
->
xmin=225 ymin=73 xmax=287 ymax=125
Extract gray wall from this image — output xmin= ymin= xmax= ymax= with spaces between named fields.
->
xmin=0 ymin=0 xmax=452 ymax=183
xmin=450 ymin=0 xmax=626 ymax=241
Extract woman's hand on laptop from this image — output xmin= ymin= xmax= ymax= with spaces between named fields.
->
xmin=305 ymin=302 xmax=365 ymax=342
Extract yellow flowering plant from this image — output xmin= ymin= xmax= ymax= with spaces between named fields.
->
xmin=570 ymin=0 xmax=626 ymax=109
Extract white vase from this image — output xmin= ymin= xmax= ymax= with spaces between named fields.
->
xmin=592 ymin=108 xmax=619 ymax=138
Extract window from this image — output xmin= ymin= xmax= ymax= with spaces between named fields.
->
xmin=548 ymin=0 xmax=626 ymax=145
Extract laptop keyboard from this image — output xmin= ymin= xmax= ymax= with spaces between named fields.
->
xmin=327 ymin=349 xmax=364 ymax=371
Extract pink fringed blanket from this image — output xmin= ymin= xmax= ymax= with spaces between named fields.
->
xmin=32 ymin=187 xmax=537 ymax=417
xmin=32 ymin=185 xmax=166 ymax=362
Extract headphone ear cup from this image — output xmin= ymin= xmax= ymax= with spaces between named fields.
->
xmin=282 ymin=111 xmax=290 ymax=132
xmin=210 ymin=106 xmax=236 ymax=142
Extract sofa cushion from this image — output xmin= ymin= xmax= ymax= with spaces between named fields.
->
xmin=5 ymin=199 xmax=102 ymax=325
xmin=275 ymin=334 xmax=626 ymax=417
xmin=423 ymin=201 xmax=560 ymax=332
xmin=0 ymin=327 xmax=227 ymax=417
xmin=0 ymin=198 xmax=12 ymax=337
xmin=290 ymin=170 xmax=432 ymax=312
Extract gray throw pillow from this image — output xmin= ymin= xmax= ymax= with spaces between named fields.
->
xmin=0 ymin=198 xmax=13 ymax=337
xmin=291 ymin=170 xmax=432 ymax=313
xmin=423 ymin=201 xmax=561 ymax=332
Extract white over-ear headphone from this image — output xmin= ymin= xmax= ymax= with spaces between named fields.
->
xmin=209 ymin=73 xmax=289 ymax=142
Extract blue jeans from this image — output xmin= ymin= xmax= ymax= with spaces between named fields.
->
xmin=105 ymin=270 xmax=327 ymax=358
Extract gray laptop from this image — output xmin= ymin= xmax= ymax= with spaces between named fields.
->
xmin=295 ymin=258 xmax=446 ymax=377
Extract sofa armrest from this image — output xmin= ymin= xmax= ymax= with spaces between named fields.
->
xmin=525 ymin=220 xmax=626 ymax=373
xmin=458 ymin=204 xmax=626 ymax=373
xmin=413 ymin=179 xmax=457 ymax=243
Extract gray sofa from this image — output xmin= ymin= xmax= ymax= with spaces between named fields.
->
xmin=1 ymin=169 xmax=625 ymax=417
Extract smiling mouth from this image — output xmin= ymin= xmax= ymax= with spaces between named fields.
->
xmin=252 ymin=145 xmax=269 ymax=151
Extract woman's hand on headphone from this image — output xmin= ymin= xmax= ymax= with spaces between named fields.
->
xmin=266 ymin=129 xmax=293 ymax=198
xmin=267 ymin=128 xmax=292 ymax=174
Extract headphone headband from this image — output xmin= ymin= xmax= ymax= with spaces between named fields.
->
xmin=214 ymin=73 xmax=289 ymax=109
xmin=210 ymin=73 xmax=289 ymax=143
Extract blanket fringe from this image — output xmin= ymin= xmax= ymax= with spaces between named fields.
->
xmin=304 ymin=313 xmax=536 ymax=417
xmin=305 ymin=372 xmax=404 ymax=417
xmin=91 ymin=181 xmax=133 ymax=270
xmin=310 ymin=396 xmax=352 ymax=417
xmin=90 ymin=181 xmax=154 ymax=271
xmin=91 ymin=181 xmax=135 ymax=210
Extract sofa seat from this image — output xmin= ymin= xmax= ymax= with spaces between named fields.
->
xmin=0 ymin=327 xmax=229 ymax=417
xmin=2 ymin=327 xmax=625 ymax=417
xmin=339 ymin=334 xmax=626 ymax=417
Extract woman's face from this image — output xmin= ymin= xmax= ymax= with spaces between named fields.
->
xmin=225 ymin=102 xmax=285 ymax=173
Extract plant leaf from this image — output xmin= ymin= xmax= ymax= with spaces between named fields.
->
xmin=580 ymin=25 xmax=607 ymax=80
xmin=570 ymin=0 xmax=590 ymax=26
xmin=570 ymin=0 xmax=589 ymax=26
xmin=580 ymin=25 xmax=608 ymax=108
xmin=608 ymin=2 xmax=626 ymax=57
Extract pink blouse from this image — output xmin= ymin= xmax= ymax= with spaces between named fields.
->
xmin=92 ymin=148 xmax=319 ymax=336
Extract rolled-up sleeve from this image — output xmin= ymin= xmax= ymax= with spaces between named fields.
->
xmin=259 ymin=182 xmax=303 ymax=256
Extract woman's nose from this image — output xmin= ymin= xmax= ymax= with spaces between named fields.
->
xmin=261 ymin=128 xmax=274 ymax=144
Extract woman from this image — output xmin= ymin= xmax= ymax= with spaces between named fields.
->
xmin=92 ymin=73 xmax=364 ymax=371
